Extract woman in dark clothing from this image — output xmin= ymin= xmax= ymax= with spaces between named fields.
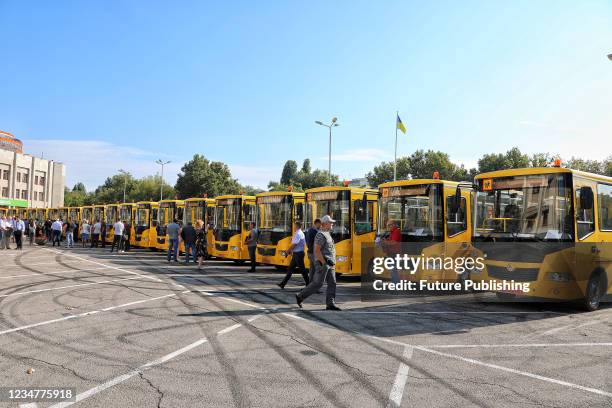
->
xmin=195 ymin=219 xmax=207 ymax=270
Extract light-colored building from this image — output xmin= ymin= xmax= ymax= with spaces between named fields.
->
xmin=0 ymin=130 xmax=65 ymax=209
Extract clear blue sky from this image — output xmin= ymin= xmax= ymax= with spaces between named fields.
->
xmin=1 ymin=0 xmax=611 ymax=189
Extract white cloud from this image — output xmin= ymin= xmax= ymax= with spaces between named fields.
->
xmin=25 ymin=139 xmax=277 ymax=191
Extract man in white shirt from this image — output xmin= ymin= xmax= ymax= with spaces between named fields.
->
xmin=110 ymin=220 xmax=124 ymax=253
xmin=81 ymin=220 xmax=91 ymax=248
xmin=91 ymin=220 xmax=102 ymax=248
xmin=0 ymin=217 xmax=7 ymax=250
xmin=51 ymin=219 xmax=63 ymax=247
xmin=13 ymin=216 xmax=25 ymax=250
xmin=278 ymin=221 xmax=309 ymax=289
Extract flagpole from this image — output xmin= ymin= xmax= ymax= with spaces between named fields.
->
xmin=393 ymin=110 xmax=398 ymax=181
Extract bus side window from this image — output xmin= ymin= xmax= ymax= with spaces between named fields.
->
xmin=243 ymin=204 xmax=255 ymax=230
xmin=597 ymin=183 xmax=612 ymax=231
xmin=295 ymin=202 xmax=304 ymax=223
xmin=151 ymin=209 xmax=158 ymax=227
xmin=446 ymin=196 xmax=467 ymax=236
xmin=354 ymin=200 xmax=374 ymax=235
xmin=576 ymin=186 xmax=595 ymax=239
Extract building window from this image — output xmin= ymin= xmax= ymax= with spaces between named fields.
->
xmin=15 ymin=189 xmax=20 ymax=198
xmin=1 ymin=187 xmax=7 ymax=198
xmin=2 ymin=170 xmax=9 ymax=180
xmin=40 ymin=176 xmax=45 ymax=186
xmin=22 ymin=190 xmax=28 ymax=199
xmin=16 ymin=172 xmax=21 ymax=182
xmin=35 ymin=175 xmax=39 ymax=185
xmin=34 ymin=191 xmax=38 ymax=201
xmin=39 ymin=192 xmax=44 ymax=201
xmin=23 ymin=174 xmax=28 ymax=184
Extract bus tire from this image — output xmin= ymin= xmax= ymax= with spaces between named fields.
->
xmin=275 ymin=265 xmax=287 ymax=271
xmin=233 ymin=260 xmax=246 ymax=265
xmin=582 ymin=270 xmax=606 ymax=312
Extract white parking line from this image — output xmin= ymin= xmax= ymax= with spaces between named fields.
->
xmin=421 ymin=342 xmax=612 ymax=349
xmin=0 ymin=266 xmax=112 ymax=279
xmin=41 ymin=248 xmax=161 ymax=282
xmin=47 ymin=312 xmax=266 ymax=407
xmin=386 ymin=346 xmax=413 ymax=408
xmin=309 ymin=310 xmax=567 ymax=315
xmin=0 ymin=276 xmax=146 ymax=298
xmin=536 ymin=318 xmax=610 ymax=337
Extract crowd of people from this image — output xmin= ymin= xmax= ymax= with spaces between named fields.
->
xmin=0 ymin=213 xmax=342 ymax=310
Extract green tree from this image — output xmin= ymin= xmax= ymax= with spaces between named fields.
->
xmin=529 ymin=153 xmax=555 ymax=168
xmin=93 ymin=173 xmax=137 ymax=204
xmin=174 ymin=154 xmax=240 ymax=199
xmin=564 ymin=157 xmax=604 ymax=174
xmin=477 ymin=147 xmax=530 ymax=173
xmin=132 ymin=175 xmax=175 ymax=202
xmin=280 ymin=160 xmax=298 ymax=185
xmin=301 ymin=159 xmax=311 ymax=174
xmin=240 ymin=185 xmax=265 ymax=195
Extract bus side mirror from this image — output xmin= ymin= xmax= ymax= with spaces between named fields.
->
xmin=579 ymin=186 xmax=594 ymax=210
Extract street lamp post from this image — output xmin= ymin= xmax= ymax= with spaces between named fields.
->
xmin=118 ymin=169 xmax=128 ymax=203
xmin=315 ymin=117 xmax=339 ymax=185
xmin=155 ymin=159 xmax=171 ymax=201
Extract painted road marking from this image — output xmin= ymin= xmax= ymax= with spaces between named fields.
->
xmin=41 ymin=248 xmax=162 ymax=282
xmin=0 ymin=276 xmax=146 ymax=298
xmin=47 ymin=312 xmax=266 ymax=407
xmin=386 ymin=346 xmax=413 ymax=408
xmin=0 ymin=266 xmax=112 ymax=279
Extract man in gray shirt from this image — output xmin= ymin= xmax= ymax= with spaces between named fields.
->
xmin=167 ymin=219 xmax=180 ymax=262
xmin=296 ymin=215 xmax=341 ymax=311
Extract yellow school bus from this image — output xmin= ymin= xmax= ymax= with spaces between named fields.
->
xmin=48 ymin=208 xmax=60 ymax=221
xmin=376 ymin=178 xmax=473 ymax=282
xmin=156 ymin=200 xmax=185 ymax=251
xmin=16 ymin=208 xmax=27 ymax=219
xmin=68 ymin=207 xmax=82 ymax=223
xmin=59 ymin=207 xmax=69 ymax=222
xmin=472 ymin=166 xmax=612 ymax=310
xmin=304 ymin=186 xmax=378 ymax=276
xmin=32 ymin=208 xmax=46 ymax=221
xmin=184 ymin=197 xmax=215 ymax=255
xmin=134 ymin=201 xmax=158 ymax=249
xmin=256 ymin=191 xmax=305 ymax=268
xmin=213 ymin=195 xmax=256 ymax=261
xmin=104 ymin=204 xmax=120 ymax=243
xmin=92 ymin=205 xmax=105 ymax=224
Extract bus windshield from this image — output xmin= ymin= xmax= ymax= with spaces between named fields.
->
xmin=215 ymin=198 xmax=241 ymax=235
xmin=308 ymin=191 xmax=350 ymax=242
xmin=185 ymin=202 xmax=205 ymax=226
xmin=120 ymin=206 xmax=132 ymax=223
xmin=105 ymin=207 xmax=117 ymax=224
xmin=93 ymin=208 xmax=103 ymax=223
xmin=474 ymin=173 xmax=573 ymax=241
xmin=258 ymin=195 xmax=292 ymax=245
xmin=159 ymin=203 xmax=177 ymax=227
xmin=379 ymin=184 xmax=443 ymax=242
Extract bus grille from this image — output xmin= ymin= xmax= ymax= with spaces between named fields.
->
xmin=216 ymin=243 xmax=228 ymax=251
xmin=488 ymin=265 xmax=539 ymax=282
xmin=257 ymin=247 xmax=275 ymax=257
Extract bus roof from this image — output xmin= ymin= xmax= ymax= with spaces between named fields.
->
xmin=256 ymin=191 xmax=305 ymax=199
xmin=304 ymin=186 xmax=376 ymax=194
xmin=136 ymin=201 xmax=157 ymax=205
xmin=184 ymin=197 xmax=215 ymax=203
xmin=474 ymin=167 xmax=612 ymax=183
xmin=215 ymin=195 xmax=255 ymax=200
xmin=379 ymin=179 xmax=465 ymax=189
xmin=159 ymin=199 xmax=184 ymax=204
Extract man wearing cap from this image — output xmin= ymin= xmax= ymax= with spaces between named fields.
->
xmin=296 ymin=214 xmax=341 ymax=311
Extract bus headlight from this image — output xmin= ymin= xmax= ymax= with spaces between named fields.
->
xmin=336 ymin=256 xmax=348 ymax=263
xmin=231 ymin=246 xmax=239 ymax=251
xmin=546 ymin=272 xmax=572 ymax=282
xmin=280 ymin=251 xmax=287 ymax=257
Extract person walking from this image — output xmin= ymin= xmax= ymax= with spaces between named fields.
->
xmin=181 ymin=221 xmax=197 ymax=264
xmin=81 ymin=220 xmax=91 ymax=248
xmin=246 ymin=221 xmax=258 ymax=272
xmin=44 ymin=219 xmax=52 ymax=241
xmin=13 ymin=216 xmax=25 ymax=250
xmin=6 ymin=217 xmax=14 ymax=249
xmin=110 ymin=219 xmax=124 ymax=253
xmin=305 ymin=218 xmax=321 ymax=284
xmin=123 ymin=221 xmax=131 ymax=252
xmin=51 ymin=219 xmax=63 ymax=247
xmin=194 ymin=219 xmax=207 ymax=270
xmin=100 ymin=221 xmax=107 ymax=248
xmin=278 ymin=221 xmax=309 ymax=289
xmin=91 ymin=220 xmax=101 ymax=248
xmin=296 ymin=215 xmax=341 ymax=311
xmin=166 ymin=218 xmax=180 ymax=262
xmin=65 ymin=219 xmax=76 ymax=248
xmin=28 ymin=219 xmax=36 ymax=246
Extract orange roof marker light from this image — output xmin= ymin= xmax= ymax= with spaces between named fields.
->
xmin=553 ymin=159 xmax=562 ymax=167
xmin=287 ymin=185 xmax=293 ymax=192
xmin=342 ymin=180 xmax=350 ymax=187
xmin=432 ymin=171 xmax=440 ymax=180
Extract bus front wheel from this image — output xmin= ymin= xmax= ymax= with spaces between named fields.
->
xmin=582 ymin=271 xmax=606 ymax=312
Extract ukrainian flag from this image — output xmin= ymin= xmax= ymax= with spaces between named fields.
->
xmin=396 ymin=114 xmax=406 ymax=134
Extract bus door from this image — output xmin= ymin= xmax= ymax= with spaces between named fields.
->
xmin=352 ymin=193 xmax=377 ymax=274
